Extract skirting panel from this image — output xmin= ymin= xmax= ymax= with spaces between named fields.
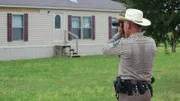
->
xmin=71 ymin=44 xmax=104 ymax=56
xmin=0 ymin=45 xmax=54 ymax=61
xmin=0 ymin=44 xmax=104 ymax=61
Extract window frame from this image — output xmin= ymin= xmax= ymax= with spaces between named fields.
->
xmin=111 ymin=17 xmax=118 ymax=37
xmin=72 ymin=16 xmax=92 ymax=40
xmin=82 ymin=16 xmax=92 ymax=39
xmin=55 ymin=14 xmax=61 ymax=29
xmin=72 ymin=16 xmax=81 ymax=39
xmin=12 ymin=14 xmax=24 ymax=41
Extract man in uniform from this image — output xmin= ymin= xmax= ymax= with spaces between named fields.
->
xmin=102 ymin=9 xmax=156 ymax=101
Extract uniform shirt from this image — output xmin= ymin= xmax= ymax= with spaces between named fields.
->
xmin=102 ymin=32 xmax=156 ymax=81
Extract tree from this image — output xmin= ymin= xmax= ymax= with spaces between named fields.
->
xmin=113 ymin=0 xmax=180 ymax=52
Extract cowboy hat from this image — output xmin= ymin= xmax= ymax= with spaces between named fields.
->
xmin=117 ymin=8 xmax=151 ymax=26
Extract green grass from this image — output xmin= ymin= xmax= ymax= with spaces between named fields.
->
xmin=0 ymin=47 xmax=180 ymax=101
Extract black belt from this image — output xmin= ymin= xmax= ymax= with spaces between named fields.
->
xmin=120 ymin=80 xmax=152 ymax=96
xmin=114 ymin=77 xmax=154 ymax=99
xmin=132 ymin=82 xmax=152 ymax=95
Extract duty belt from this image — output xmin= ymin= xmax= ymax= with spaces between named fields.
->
xmin=114 ymin=77 xmax=155 ymax=99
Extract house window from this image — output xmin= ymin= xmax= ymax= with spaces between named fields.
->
xmin=112 ymin=17 xmax=118 ymax=37
xmin=72 ymin=16 xmax=92 ymax=39
xmin=72 ymin=16 xmax=81 ymax=39
xmin=55 ymin=15 xmax=61 ymax=29
xmin=12 ymin=15 xmax=24 ymax=40
xmin=83 ymin=17 xmax=92 ymax=39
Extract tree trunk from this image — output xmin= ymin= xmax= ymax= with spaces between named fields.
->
xmin=164 ymin=42 xmax=169 ymax=54
xmin=172 ymin=38 xmax=176 ymax=52
xmin=171 ymin=33 xmax=176 ymax=53
xmin=164 ymin=42 xmax=167 ymax=50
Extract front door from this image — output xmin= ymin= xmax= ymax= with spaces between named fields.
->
xmin=53 ymin=13 xmax=64 ymax=43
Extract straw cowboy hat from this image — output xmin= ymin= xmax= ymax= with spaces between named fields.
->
xmin=117 ymin=8 xmax=151 ymax=26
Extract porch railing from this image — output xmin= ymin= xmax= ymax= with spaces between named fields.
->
xmin=64 ymin=30 xmax=79 ymax=55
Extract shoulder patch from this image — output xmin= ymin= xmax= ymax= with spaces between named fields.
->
xmin=113 ymin=40 xmax=120 ymax=46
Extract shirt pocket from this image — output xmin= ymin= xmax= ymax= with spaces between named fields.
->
xmin=120 ymin=43 xmax=132 ymax=60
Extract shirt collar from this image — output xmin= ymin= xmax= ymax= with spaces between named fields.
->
xmin=129 ymin=32 xmax=144 ymax=38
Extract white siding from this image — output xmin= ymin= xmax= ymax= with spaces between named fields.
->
xmin=0 ymin=45 xmax=54 ymax=61
xmin=0 ymin=10 xmax=53 ymax=46
xmin=0 ymin=8 xmax=121 ymax=60
xmin=61 ymin=10 xmax=119 ymax=45
xmin=0 ymin=12 xmax=8 ymax=44
xmin=28 ymin=10 xmax=53 ymax=45
xmin=71 ymin=44 xmax=104 ymax=56
xmin=0 ymin=9 xmax=119 ymax=46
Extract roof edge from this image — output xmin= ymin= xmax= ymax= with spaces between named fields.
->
xmin=0 ymin=5 xmax=124 ymax=13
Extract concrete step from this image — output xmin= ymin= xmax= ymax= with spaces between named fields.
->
xmin=68 ymin=55 xmax=80 ymax=58
xmin=61 ymin=45 xmax=71 ymax=48
xmin=69 ymin=49 xmax=74 ymax=51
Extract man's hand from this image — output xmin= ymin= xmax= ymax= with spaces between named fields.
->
xmin=118 ymin=23 xmax=124 ymax=35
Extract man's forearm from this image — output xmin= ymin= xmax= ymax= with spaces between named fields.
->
xmin=108 ymin=32 xmax=121 ymax=43
xmin=102 ymin=32 xmax=123 ymax=56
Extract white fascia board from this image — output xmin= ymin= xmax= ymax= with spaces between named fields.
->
xmin=0 ymin=5 xmax=123 ymax=13
xmin=0 ymin=45 xmax=54 ymax=48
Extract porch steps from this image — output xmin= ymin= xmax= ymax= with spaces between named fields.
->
xmin=68 ymin=55 xmax=80 ymax=58
xmin=54 ymin=45 xmax=80 ymax=58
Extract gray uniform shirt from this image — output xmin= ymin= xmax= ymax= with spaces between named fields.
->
xmin=102 ymin=32 xmax=156 ymax=81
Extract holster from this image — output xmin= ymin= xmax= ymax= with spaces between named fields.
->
xmin=113 ymin=76 xmax=155 ymax=98
xmin=113 ymin=76 xmax=121 ymax=99
xmin=125 ymin=80 xmax=133 ymax=95
xmin=114 ymin=76 xmax=121 ymax=94
xmin=137 ymin=82 xmax=147 ymax=94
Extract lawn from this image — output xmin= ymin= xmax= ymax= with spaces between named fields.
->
xmin=0 ymin=47 xmax=180 ymax=101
